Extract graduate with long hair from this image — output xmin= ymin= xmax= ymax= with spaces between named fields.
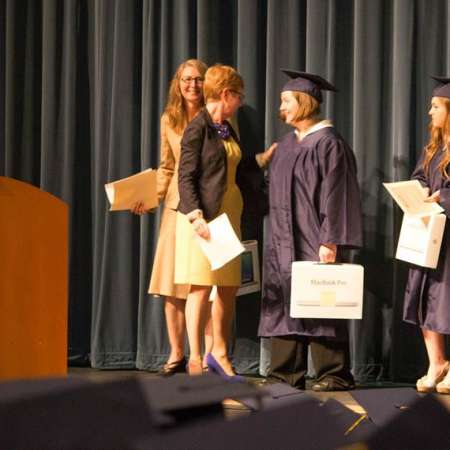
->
xmin=404 ymin=76 xmax=450 ymax=394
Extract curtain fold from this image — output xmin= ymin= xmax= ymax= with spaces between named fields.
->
xmin=352 ymin=0 xmax=390 ymax=380
xmin=2 ymin=0 xmax=449 ymax=380
xmin=88 ymin=0 xmax=143 ymax=368
xmin=136 ymin=0 xmax=199 ymax=370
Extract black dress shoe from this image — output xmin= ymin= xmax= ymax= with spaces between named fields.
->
xmin=257 ymin=377 xmax=305 ymax=390
xmin=157 ymin=357 xmax=187 ymax=376
xmin=311 ymin=380 xmax=355 ymax=392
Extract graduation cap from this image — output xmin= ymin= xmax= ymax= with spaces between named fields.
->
xmin=0 ymin=374 xmax=263 ymax=450
xmin=132 ymin=395 xmax=352 ymax=450
xmin=365 ymin=394 xmax=450 ymax=450
xmin=0 ymin=377 xmax=160 ymax=450
xmin=347 ymin=388 xmax=450 ymax=449
xmin=137 ymin=373 xmax=264 ymax=424
xmin=431 ymin=75 xmax=450 ymax=99
xmin=239 ymin=384 xmax=375 ymax=444
xmin=238 ymin=381 xmax=307 ymax=410
xmin=281 ymin=69 xmax=337 ymax=103
xmin=320 ymin=398 xmax=377 ymax=444
xmin=351 ymin=387 xmax=421 ymax=427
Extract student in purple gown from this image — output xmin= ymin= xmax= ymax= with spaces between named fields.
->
xmin=258 ymin=70 xmax=363 ymax=392
xmin=404 ymin=76 xmax=450 ymax=394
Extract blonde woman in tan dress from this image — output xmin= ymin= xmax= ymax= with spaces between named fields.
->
xmin=176 ymin=65 xmax=276 ymax=377
xmin=133 ymin=59 xmax=211 ymax=375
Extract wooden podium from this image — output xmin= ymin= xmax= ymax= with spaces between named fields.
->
xmin=0 ymin=177 xmax=68 ymax=380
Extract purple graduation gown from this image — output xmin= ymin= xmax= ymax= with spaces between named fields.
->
xmin=403 ymin=150 xmax=450 ymax=334
xmin=258 ymin=126 xmax=363 ymax=339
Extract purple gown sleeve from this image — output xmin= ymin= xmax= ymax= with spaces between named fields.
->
xmin=411 ymin=151 xmax=429 ymax=187
xmin=439 ymin=186 xmax=450 ymax=218
xmin=318 ymin=139 xmax=363 ymax=248
xmin=411 ymin=151 xmax=450 ymax=218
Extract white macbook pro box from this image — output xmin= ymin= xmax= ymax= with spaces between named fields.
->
xmin=290 ymin=262 xmax=364 ymax=319
xmin=396 ymin=213 xmax=446 ymax=269
xmin=383 ymin=179 xmax=446 ymax=269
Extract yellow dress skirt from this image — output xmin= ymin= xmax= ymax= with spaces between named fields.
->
xmin=175 ymin=138 xmax=243 ymax=287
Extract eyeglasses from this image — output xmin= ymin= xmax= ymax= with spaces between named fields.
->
xmin=180 ymin=77 xmax=204 ymax=85
xmin=230 ymin=90 xmax=245 ymax=101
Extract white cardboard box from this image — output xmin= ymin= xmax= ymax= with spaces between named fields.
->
xmin=290 ymin=262 xmax=364 ymax=319
xmin=396 ymin=213 xmax=446 ymax=269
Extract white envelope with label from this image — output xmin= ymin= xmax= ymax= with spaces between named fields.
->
xmin=290 ymin=262 xmax=364 ymax=319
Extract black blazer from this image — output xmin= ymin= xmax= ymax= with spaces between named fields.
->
xmin=177 ymin=108 xmax=266 ymax=221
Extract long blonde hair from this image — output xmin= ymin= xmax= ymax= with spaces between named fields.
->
xmin=164 ymin=59 xmax=207 ymax=134
xmin=423 ymin=97 xmax=450 ymax=178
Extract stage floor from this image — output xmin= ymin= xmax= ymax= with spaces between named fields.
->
xmin=68 ymin=367 xmax=450 ymax=417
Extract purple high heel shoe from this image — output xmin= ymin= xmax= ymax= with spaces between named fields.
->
xmin=205 ymin=353 xmax=244 ymax=382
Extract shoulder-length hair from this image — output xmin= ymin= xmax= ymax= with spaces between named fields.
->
xmin=423 ymin=97 xmax=450 ymax=178
xmin=203 ymin=64 xmax=244 ymax=102
xmin=278 ymin=91 xmax=321 ymax=123
xmin=291 ymin=91 xmax=321 ymax=122
xmin=164 ymin=59 xmax=207 ymax=134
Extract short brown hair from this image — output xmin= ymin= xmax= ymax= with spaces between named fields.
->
xmin=291 ymin=91 xmax=321 ymax=121
xmin=203 ymin=64 xmax=244 ymax=102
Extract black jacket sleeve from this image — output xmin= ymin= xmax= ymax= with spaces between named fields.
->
xmin=177 ymin=121 xmax=205 ymax=215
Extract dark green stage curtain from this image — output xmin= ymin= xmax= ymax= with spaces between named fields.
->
xmin=2 ymin=0 xmax=450 ymax=381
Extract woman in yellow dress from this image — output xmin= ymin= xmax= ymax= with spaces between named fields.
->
xmin=133 ymin=59 xmax=213 ymax=374
xmin=176 ymin=64 xmax=276 ymax=377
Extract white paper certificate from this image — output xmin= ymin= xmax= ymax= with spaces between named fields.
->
xmin=383 ymin=180 xmax=444 ymax=217
xmin=105 ymin=168 xmax=157 ymax=211
xmin=194 ymin=213 xmax=245 ymax=270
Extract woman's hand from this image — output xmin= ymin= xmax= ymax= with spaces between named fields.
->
xmin=319 ymin=244 xmax=337 ymax=263
xmin=256 ymin=142 xmax=278 ymax=168
xmin=263 ymin=142 xmax=278 ymax=162
xmin=193 ymin=217 xmax=210 ymax=240
xmin=264 ymin=142 xmax=278 ymax=162
xmin=130 ymin=201 xmax=155 ymax=215
xmin=425 ymin=190 xmax=440 ymax=203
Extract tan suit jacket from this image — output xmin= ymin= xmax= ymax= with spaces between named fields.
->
xmin=157 ymin=114 xmax=182 ymax=209
xmin=149 ymin=114 xmax=188 ymax=298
